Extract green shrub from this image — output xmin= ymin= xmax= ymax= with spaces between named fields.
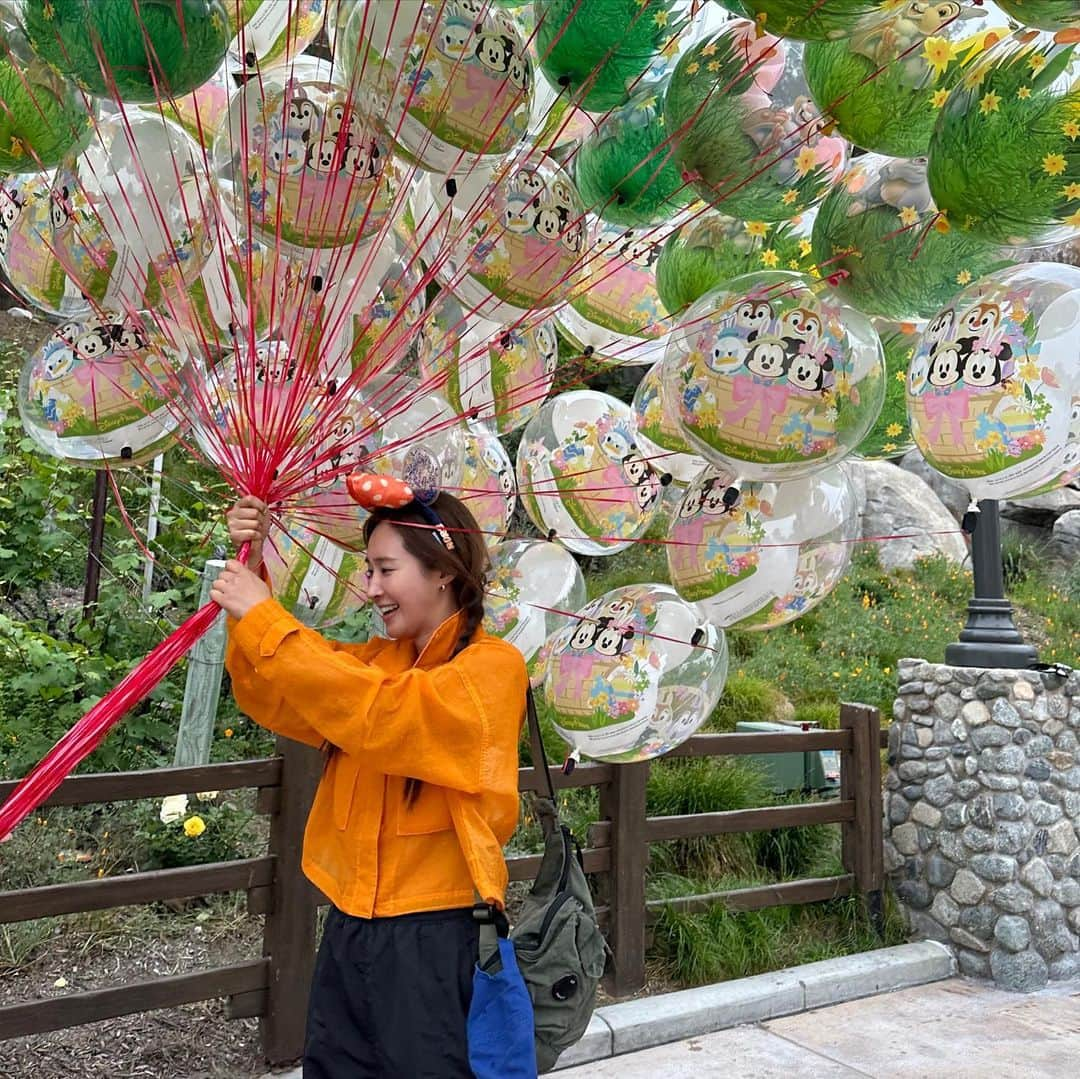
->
xmin=791 ymin=700 xmax=840 ymax=730
xmin=647 ymin=757 xmax=769 ymax=879
xmin=707 ymin=674 xmax=790 ymax=731
xmin=134 ymin=796 xmax=257 ymax=869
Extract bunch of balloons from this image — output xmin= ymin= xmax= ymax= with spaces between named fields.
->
xmin=4 ymin=0 xmax=1080 ymax=785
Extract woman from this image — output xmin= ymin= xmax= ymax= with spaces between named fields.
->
xmin=211 ymin=491 xmax=528 ymax=1078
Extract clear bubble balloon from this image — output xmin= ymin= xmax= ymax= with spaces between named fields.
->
xmin=18 ymin=310 xmax=191 ymax=467
xmin=812 ymin=153 xmax=1008 ymax=321
xmin=227 ymin=0 xmax=327 ymax=75
xmin=631 ymin=360 xmax=708 ymax=484
xmin=573 ymin=81 xmax=693 ymax=227
xmin=192 ymin=338 xmax=327 ymax=482
xmin=416 ymin=156 xmax=589 ymax=321
xmin=288 ymin=386 xmax=385 ymax=550
xmin=0 ymin=15 xmax=92 ymax=172
xmin=664 ymin=270 xmax=885 ymax=481
xmin=51 ymin=113 xmax=216 ymax=313
xmin=341 ymin=0 xmax=533 ymax=174
xmin=533 ymin=0 xmax=687 ymax=113
xmin=458 ymin=422 xmax=516 ymax=548
xmin=484 ymin=538 xmax=586 ymax=667
xmin=263 ymin=517 xmax=370 ymax=629
xmin=804 ymin=2 xmax=1008 ymax=159
xmin=666 ymin=21 xmax=848 ymax=221
xmin=927 ymin=27 xmax=1080 ymax=247
xmin=23 ymin=0 xmax=231 ymax=103
xmin=994 ymin=1 xmax=1080 ymax=31
xmin=667 ymin=463 xmax=858 ymax=629
xmin=555 ymin=217 xmax=675 ymax=367
xmin=907 ymin=263 xmax=1080 ymax=500
xmin=217 ymin=72 xmax=398 ymax=252
xmin=855 ymin=318 xmax=921 ymax=460
xmin=656 ymin=209 xmax=817 ymax=320
xmin=731 ymin=0 xmax=885 ymax=41
xmin=418 ymin=297 xmax=559 ymax=434
xmin=517 ymin=389 xmax=668 ymax=555
xmin=0 ymin=172 xmax=90 ymax=319
xmin=542 ymin=584 xmax=728 ymax=763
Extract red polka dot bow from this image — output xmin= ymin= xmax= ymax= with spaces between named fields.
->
xmin=346 ymin=472 xmax=415 ymax=509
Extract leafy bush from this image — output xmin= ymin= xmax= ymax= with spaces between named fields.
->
xmin=647 ymin=757 xmax=769 ymax=880
xmin=707 ymin=674 xmax=790 ymax=731
xmin=135 ymin=796 xmax=257 ymax=869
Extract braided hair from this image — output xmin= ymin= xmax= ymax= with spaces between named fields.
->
xmin=362 ymin=491 xmax=491 ymax=805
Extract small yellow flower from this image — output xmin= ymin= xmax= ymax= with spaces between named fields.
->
xmin=1065 ymin=209 xmax=1080 ymax=227
xmin=1029 ymin=53 xmax=1047 ymax=73
xmin=1017 ymin=86 xmax=1032 ymax=99
xmin=745 ymin=220 xmax=769 ymax=237
xmin=654 ymin=9 xmax=669 ymax=26
xmin=799 ymin=238 xmax=813 ymax=257
xmin=931 ymin=89 xmax=949 ymax=109
xmin=183 ymin=816 xmax=206 ymax=838
xmin=898 ymin=205 xmax=920 ymax=227
xmin=701 ymin=41 xmax=717 ymax=58
xmin=794 ymin=146 xmax=818 ymax=176
xmin=895 ymin=370 xmax=908 ymax=383
xmin=882 ymin=442 xmax=898 ymax=453
xmin=956 ymin=269 xmax=972 ymax=285
xmin=933 ymin=215 xmax=951 ymax=234
xmin=886 ymin=423 xmax=903 ymax=437
xmin=760 ymin=248 xmax=779 ymax=267
xmin=782 ymin=188 xmax=799 ymax=205
xmin=979 ymin=91 xmax=1001 ymax=114
xmin=685 ymin=61 xmax=699 ymax=75
xmin=788 ymin=259 xmax=801 ymax=269
xmin=1018 ymin=359 xmax=1040 ymax=380
xmin=923 ymin=37 xmax=952 ymax=77
xmin=1043 ymin=153 xmax=1067 ymax=176
xmin=1064 ymin=121 xmax=1080 ymax=140
xmin=224 ymin=727 xmax=234 ymax=737
xmin=1062 ymin=183 xmax=1080 ymax=199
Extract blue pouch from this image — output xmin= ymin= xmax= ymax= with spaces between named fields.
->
xmin=467 ymin=929 xmax=537 ymax=1079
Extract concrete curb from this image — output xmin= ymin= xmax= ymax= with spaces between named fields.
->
xmin=260 ymin=941 xmax=955 ymax=1077
xmin=551 ymin=941 xmax=956 ymax=1071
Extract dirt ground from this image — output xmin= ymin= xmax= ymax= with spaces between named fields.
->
xmin=0 ymin=901 xmax=270 ymax=1079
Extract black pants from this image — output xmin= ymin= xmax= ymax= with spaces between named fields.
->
xmin=303 ymin=905 xmax=479 ymax=1079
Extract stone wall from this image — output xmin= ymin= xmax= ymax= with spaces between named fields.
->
xmin=884 ymin=659 xmax=1080 ymax=991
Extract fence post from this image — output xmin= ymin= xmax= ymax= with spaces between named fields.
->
xmin=598 ymin=760 xmax=650 ymax=998
xmin=260 ymin=737 xmax=324 ymax=1064
xmin=172 ymin=560 xmax=227 ymax=770
xmin=840 ymin=703 xmax=885 ymax=935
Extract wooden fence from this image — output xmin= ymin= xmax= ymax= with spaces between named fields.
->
xmin=0 ymin=703 xmax=884 ymax=1064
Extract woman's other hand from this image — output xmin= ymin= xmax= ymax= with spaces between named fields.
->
xmin=210 ymin=559 xmax=272 ymax=620
xmin=226 ymin=495 xmax=270 ymax=569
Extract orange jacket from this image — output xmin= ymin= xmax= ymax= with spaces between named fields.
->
xmin=225 ymin=599 xmax=527 ymax=917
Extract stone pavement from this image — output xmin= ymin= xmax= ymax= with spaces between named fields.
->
xmin=556 ymin=976 xmax=1080 ymax=1078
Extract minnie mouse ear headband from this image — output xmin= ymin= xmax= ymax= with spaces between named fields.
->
xmin=346 ymin=448 xmax=456 ymax=552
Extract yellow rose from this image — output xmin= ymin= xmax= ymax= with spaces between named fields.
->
xmin=183 ymin=816 xmax=206 ymax=838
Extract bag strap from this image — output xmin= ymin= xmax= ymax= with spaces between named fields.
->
xmin=526 ymin=686 xmax=557 ymax=806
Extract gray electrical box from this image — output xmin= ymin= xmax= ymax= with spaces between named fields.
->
xmin=735 ymin=721 xmax=841 ymax=795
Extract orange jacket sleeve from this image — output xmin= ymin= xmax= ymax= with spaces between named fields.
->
xmin=225 ymin=611 xmax=385 ymax=749
xmin=226 ymin=598 xmax=527 ymax=795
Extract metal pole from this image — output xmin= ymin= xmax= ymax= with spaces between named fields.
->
xmin=141 ymin=454 xmax=165 ymax=605
xmin=82 ymin=469 xmax=109 ymax=619
xmin=945 ymin=499 xmax=1038 ymax=669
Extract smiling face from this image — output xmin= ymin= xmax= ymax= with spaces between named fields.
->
xmin=364 ymin=522 xmax=456 ymax=646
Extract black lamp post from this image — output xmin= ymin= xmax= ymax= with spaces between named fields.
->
xmin=945 ymin=499 xmax=1039 ymax=669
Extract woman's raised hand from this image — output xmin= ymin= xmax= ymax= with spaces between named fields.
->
xmin=226 ymin=495 xmax=270 ymax=569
